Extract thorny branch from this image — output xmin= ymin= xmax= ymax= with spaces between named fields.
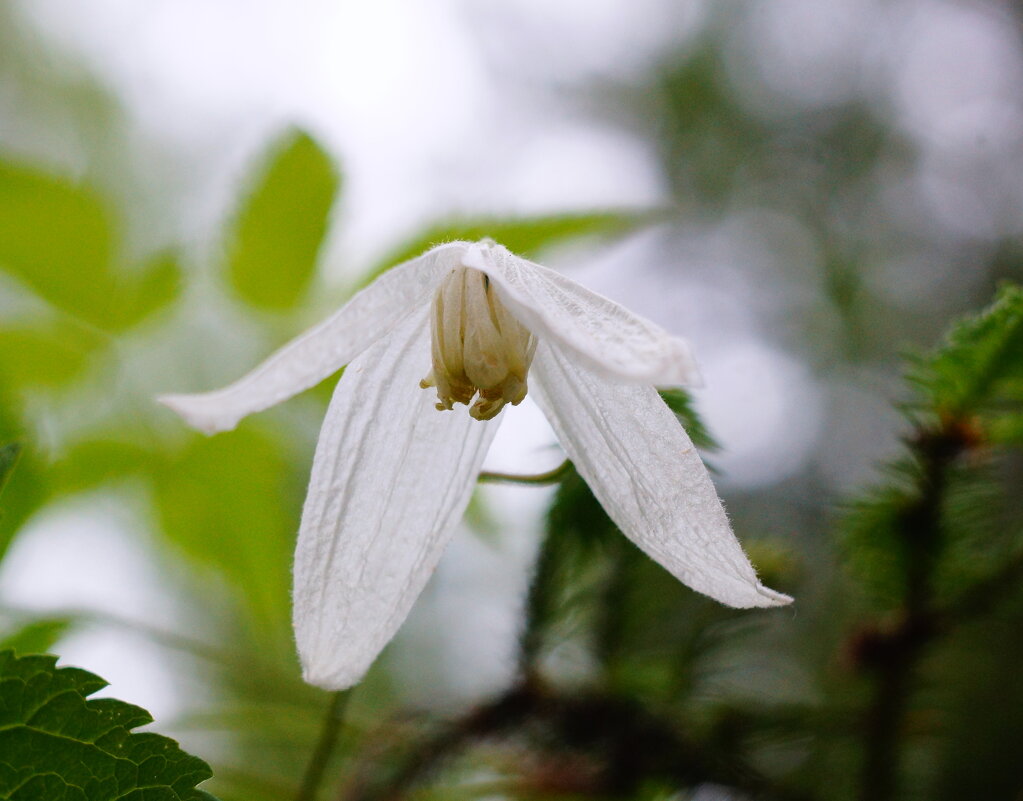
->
xmin=337 ymin=680 xmax=810 ymax=801
xmin=850 ymin=415 xmax=978 ymax=801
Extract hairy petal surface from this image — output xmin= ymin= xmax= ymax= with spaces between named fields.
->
xmin=293 ymin=307 xmax=500 ymax=690
xmin=530 ymin=341 xmax=791 ymax=609
xmin=158 ymin=244 xmax=466 ymax=433
xmin=463 ymin=242 xmax=700 ymax=386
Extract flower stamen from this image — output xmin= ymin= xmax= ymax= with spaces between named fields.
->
xmin=420 ymin=267 xmax=536 ymax=421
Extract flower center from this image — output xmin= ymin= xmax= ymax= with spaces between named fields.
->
xmin=419 ymin=267 xmax=537 ymax=421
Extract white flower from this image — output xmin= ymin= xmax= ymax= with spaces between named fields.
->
xmin=159 ymin=240 xmax=791 ymax=690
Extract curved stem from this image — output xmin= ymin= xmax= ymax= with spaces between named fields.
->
xmin=297 ymin=690 xmax=351 ymax=801
xmin=477 ymin=460 xmax=573 ymax=486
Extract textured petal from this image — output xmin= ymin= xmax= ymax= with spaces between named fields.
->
xmin=158 ymin=243 xmax=468 ymax=434
xmin=462 ymin=241 xmax=700 ymax=386
xmin=293 ymin=306 xmax=500 ymax=689
xmin=530 ymin=341 xmax=791 ymax=609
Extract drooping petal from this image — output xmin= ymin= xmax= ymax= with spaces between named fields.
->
xmin=293 ymin=307 xmax=500 ymax=690
xmin=463 ymin=242 xmax=701 ymax=386
xmin=158 ymin=243 xmax=469 ymax=434
xmin=529 ymin=340 xmax=791 ymax=609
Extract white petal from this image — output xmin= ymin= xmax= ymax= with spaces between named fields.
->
xmin=463 ymin=242 xmax=701 ymax=386
xmin=293 ymin=307 xmax=500 ymax=689
xmin=530 ymin=341 xmax=791 ymax=609
xmin=158 ymin=243 xmax=469 ymax=434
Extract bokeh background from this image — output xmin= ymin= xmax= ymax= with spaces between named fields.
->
xmin=2 ymin=1 xmax=1023 ymax=799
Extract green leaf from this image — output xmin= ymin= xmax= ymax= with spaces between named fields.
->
xmin=50 ymin=439 xmax=154 ymax=496
xmin=840 ymin=456 xmax=935 ymax=605
xmin=0 ymin=161 xmax=113 ymax=325
xmin=108 ymin=251 xmax=184 ymax=330
xmin=842 ymin=287 xmax=1023 ymax=606
xmin=0 ymin=161 xmax=184 ymax=332
xmin=521 ymin=468 xmax=620 ymax=665
xmin=912 ymin=283 xmax=1023 ymax=416
xmin=532 ymin=470 xmax=730 ymax=689
xmin=0 ymin=443 xmax=19 ymax=502
xmin=0 ymin=325 xmax=104 ymax=389
xmin=0 ymin=650 xmax=218 ymax=800
xmin=227 ymin=131 xmax=340 ymax=310
xmin=658 ymin=389 xmax=718 ymax=452
xmin=0 ymin=411 xmax=47 ymax=561
xmin=151 ymin=428 xmax=299 ymax=630
xmin=988 ymin=412 xmax=1023 ymax=446
xmin=0 ymin=618 xmax=72 ymax=656
xmin=365 ymin=210 xmax=657 ymax=287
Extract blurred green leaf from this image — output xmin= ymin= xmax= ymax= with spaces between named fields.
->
xmin=653 ymin=48 xmax=768 ymax=203
xmin=0 ymin=161 xmax=113 ymax=325
xmin=0 ymin=650 xmax=218 ymax=800
xmin=0 ymin=160 xmax=183 ymax=331
xmin=522 ymin=467 xmax=619 ymax=667
xmin=841 ymin=441 xmax=1012 ymax=608
xmin=0 ymin=443 xmax=19 ymax=502
xmin=525 ymin=390 xmax=728 ymax=678
xmin=50 ymin=439 xmax=154 ymax=495
xmin=933 ymin=618 xmax=1023 ymax=800
xmin=538 ymin=468 xmax=740 ymax=697
xmin=109 ymin=250 xmax=184 ymax=330
xmin=0 ymin=463 xmax=43 ymax=560
xmin=912 ymin=283 xmax=1023 ymax=416
xmin=0 ymin=402 xmax=46 ymax=560
xmin=0 ymin=324 xmax=103 ymax=388
xmin=842 ymin=457 xmax=944 ymax=606
xmin=658 ymin=389 xmax=718 ymax=452
xmin=545 ymin=467 xmax=620 ymax=565
xmin=152 ymin=428 xmax=298 ymax=630
xmin=0 ymin=618 xmax=71 ymax=655
xmin=988 ymin=413 xmax=1023 ymax=446
xmin=0 ymin=433 xmax=158 ymax=563
xmin=934 ymin=461 xmax=1011 ymax=599
xmin=844 ymin=286 xmax=1023 ymax=607
xmin=227 ymin=131 xmax=339 ymax=310
xmin=366 ymin=210 xmax=657 ymax=287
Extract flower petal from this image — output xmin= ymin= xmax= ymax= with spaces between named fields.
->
xmin=158 ymin=243 xmax=468 ymax=434
xmin=530 ymin=341 xmax=791 ymax=609
xmin=463 ymin=242 xmax=700 ymax=386
xmin=293 ymin=307 xmax=500 ymax=689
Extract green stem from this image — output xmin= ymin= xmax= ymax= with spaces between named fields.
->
xmin=858 ymin=422 xmax=965 ymax=801
xmin=477 ymin=460 xmax=573 ymax=486
xmin=296 ymin=690 xmax=351 ymax=801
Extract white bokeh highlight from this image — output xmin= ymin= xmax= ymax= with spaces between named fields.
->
xmin=697 ymin=342 xmax=823 ymax=488
xmin=0 ymin=492 xmax=186 ymax=720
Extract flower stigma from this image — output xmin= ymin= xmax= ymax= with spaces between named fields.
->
xmin=420 ymin=266 xmax=537 ymax=421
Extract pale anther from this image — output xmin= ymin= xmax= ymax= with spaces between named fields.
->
xmin=420 ymin=266 xmax=536 ymax=421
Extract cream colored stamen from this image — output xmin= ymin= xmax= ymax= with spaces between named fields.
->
xmin=420 ymin=267 xmax=536 ymax=421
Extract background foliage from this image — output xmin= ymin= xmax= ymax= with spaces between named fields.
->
xmin=2 ymin=2 xmax=1023 ymax=800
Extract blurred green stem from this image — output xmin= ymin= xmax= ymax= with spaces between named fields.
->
xmin=0 ymin=442 xmax=21 ymax=498
xmin=478 ymin=460 xmax=572 ymax=486
xmin=297 ymin=690 xmax=351 ymax=801
xmin=858 ymin=420 xmax=968 ymax=801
